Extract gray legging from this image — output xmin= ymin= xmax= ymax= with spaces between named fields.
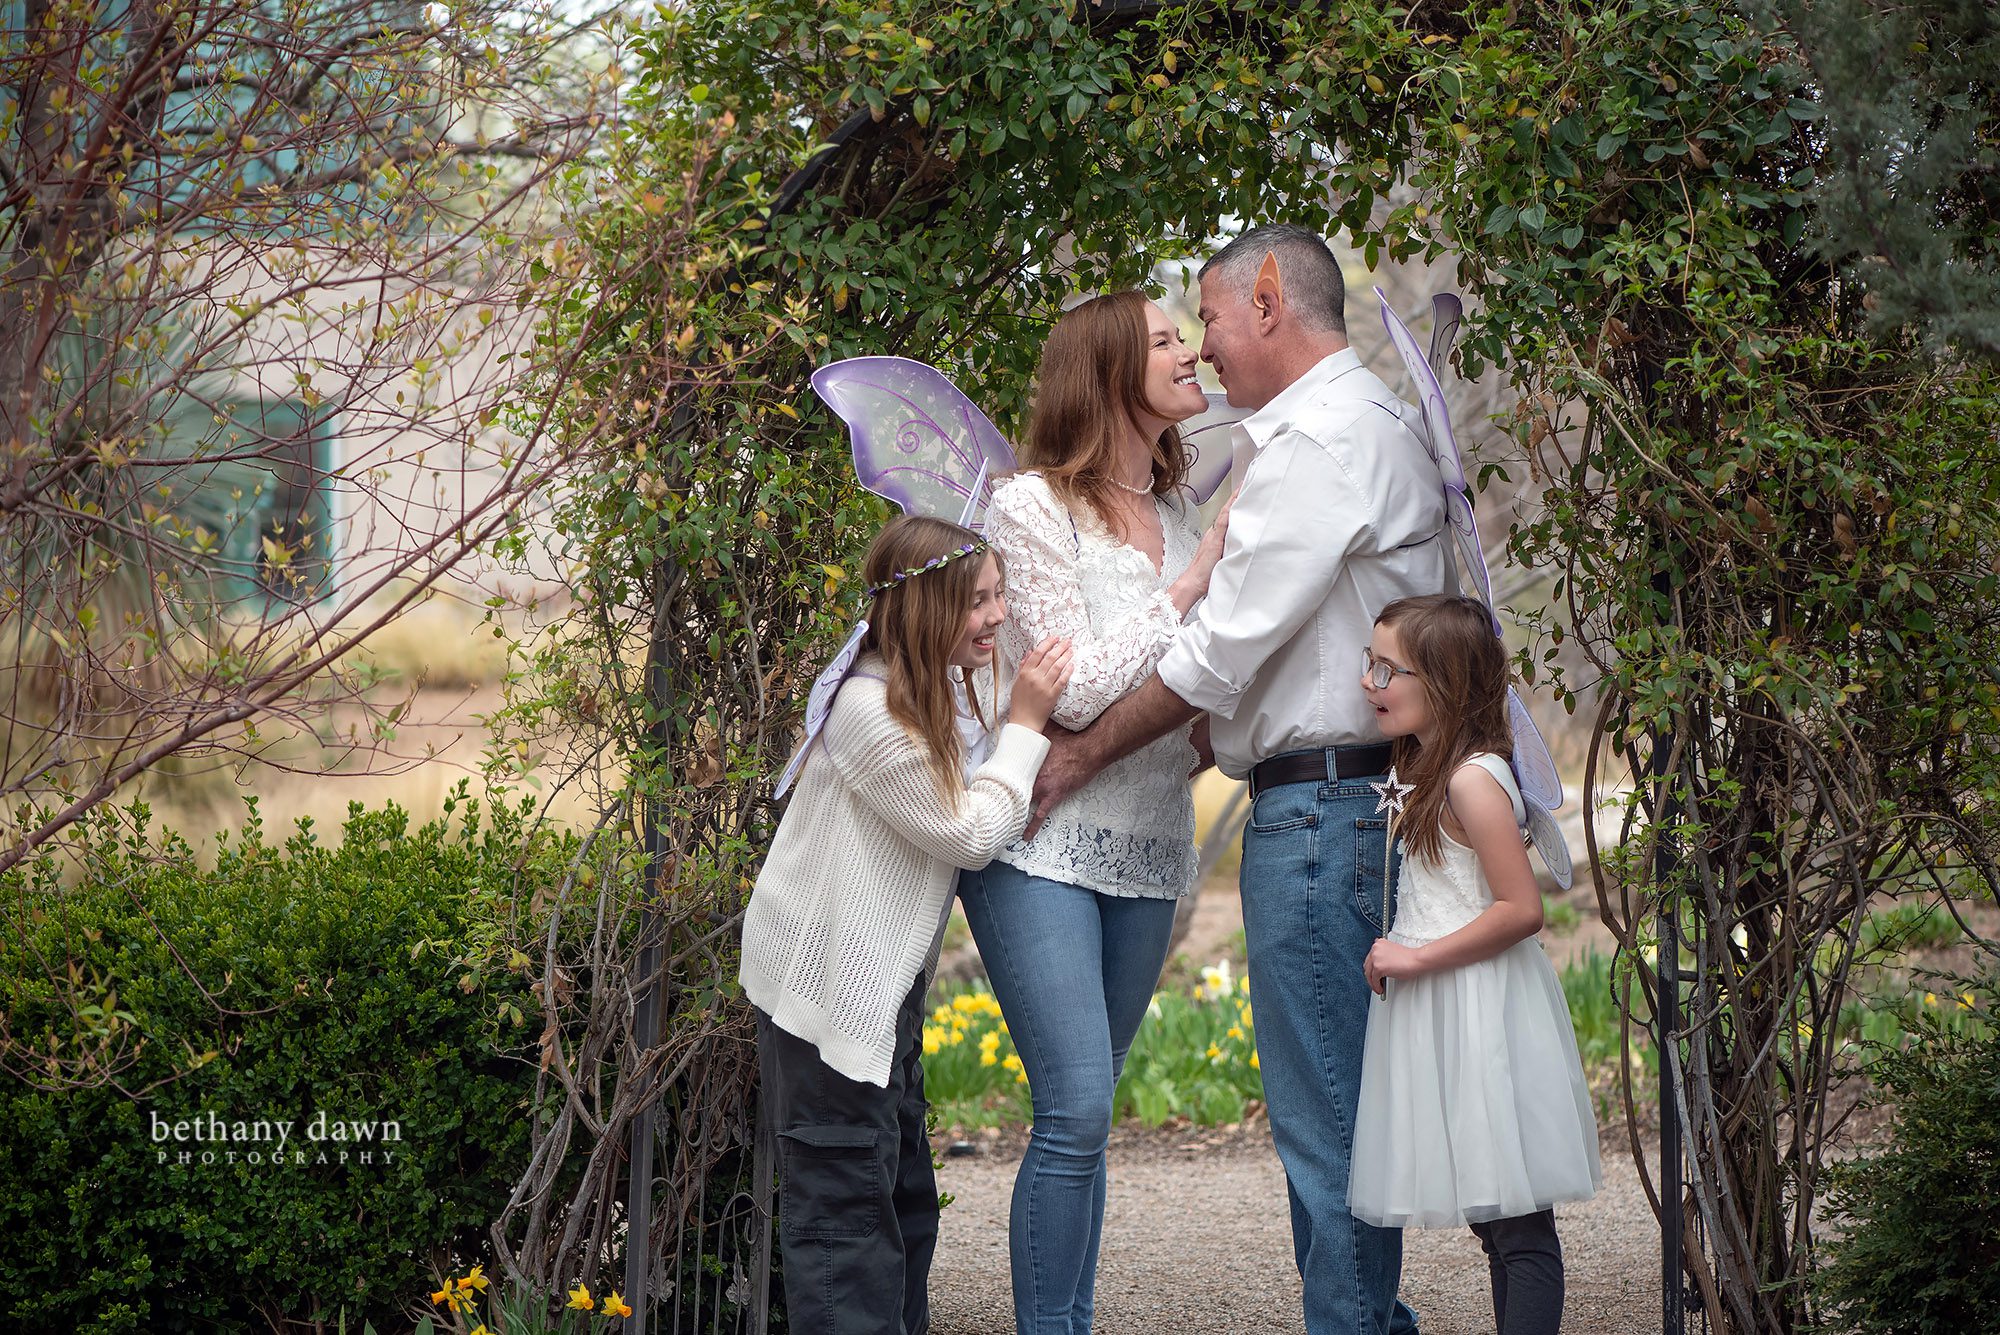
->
xmin=1468 ymin=1209 xmax=1565 ymax=1335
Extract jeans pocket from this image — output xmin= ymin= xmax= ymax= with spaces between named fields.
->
xmin=1353 ymin=816 xmax=1391 ymax=933
xmin=1249 ymin=785 xmax=1320 ymax=834
xmin=779 ymin=1125 xmax=883 ymax=1241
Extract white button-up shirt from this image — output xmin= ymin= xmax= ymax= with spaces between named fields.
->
xmin=1157 ymin=349 xmax=1449 ymax=778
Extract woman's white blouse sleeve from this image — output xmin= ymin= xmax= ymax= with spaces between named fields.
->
xmin=986 ymin=478 xmax=1183 ymax=728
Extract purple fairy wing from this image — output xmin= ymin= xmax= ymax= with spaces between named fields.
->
xmin=1380 ymin=288 xmax=1570 ymax=818
xmin=1376 ymin=287 xmax=1490 ymax=615
xmin=810 ymin=357 xmax=1017 ymax=529
xmin=1508 ymin=687 xmax=1564 ymax=811
xmin=1178 ymin=392 xmax=1253 ymax=504
xmin=1427 ymin=292 xmax=1464 ymax=376
xmin=1525 ymin=794 xmax=1574 ymax=890
xmin=774 ymin=619 xmax=870 ymax=799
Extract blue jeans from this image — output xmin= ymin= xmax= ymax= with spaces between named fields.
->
xmin=1240 ymin=773 xmax=1420 ymax=1335
xmin=957 ymin=862 xmax=1179 ymax=1335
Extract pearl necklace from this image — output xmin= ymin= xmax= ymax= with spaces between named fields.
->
xmin=1110 ymin=476 xmax=1154 ymax=495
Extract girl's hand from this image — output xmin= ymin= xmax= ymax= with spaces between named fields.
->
xmin=1168 ymin=492 xmax=1235 ymax=614
xmin=1009 ymin=636 xmax=1074 ymax=730
xmin=1364 ymin=938 xmax=1428 ymax=995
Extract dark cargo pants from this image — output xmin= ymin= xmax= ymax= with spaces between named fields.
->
xmin=758 ymin=975 xmax=937 ymax=1335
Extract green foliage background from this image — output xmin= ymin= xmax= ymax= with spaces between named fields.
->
xmin=499 ymin=0 xmax=1999 ymax=1327
xmin=1814 ymin=992 xmax=2000 ymax=1335
xmin=0 ymin=799 xmax=562 ymax=1333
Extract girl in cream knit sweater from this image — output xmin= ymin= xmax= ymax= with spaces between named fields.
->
xmin=741 ymin=515 xmax=1072 ymax=1334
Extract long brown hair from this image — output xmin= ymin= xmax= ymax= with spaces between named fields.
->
xmin=860 ymin=515 xmax=999 ymax=805
xmin=1376 ymin=594 xmax=1514 ymax=864
xmin=1020 ymin=290 xmax=1190 ymax=530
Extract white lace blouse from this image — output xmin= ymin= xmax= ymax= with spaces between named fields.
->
xmin=986 ymin=472 xmax=1201 ymax=899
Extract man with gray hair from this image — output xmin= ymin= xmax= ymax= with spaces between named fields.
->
xmin=1029 ymin=223 xmax=1446 ymax=1333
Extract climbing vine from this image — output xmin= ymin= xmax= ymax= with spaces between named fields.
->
xmin=499 ymin=3 xmax=1998 ymax=1328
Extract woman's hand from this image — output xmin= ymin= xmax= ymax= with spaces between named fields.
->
xmin=1009 ymin=636 xmax=1075 ymax=731
xmin=1169 ymin=492 xmax=1235 ymax=615
xmin=1364 ymin=938 xmax=1429 ymax=995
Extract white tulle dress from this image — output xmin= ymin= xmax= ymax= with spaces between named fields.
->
xmin=1348 ymin=754 xmax=1602 ymax=1229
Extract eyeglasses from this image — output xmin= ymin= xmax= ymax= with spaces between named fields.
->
xmin=1361 ymin=647 xmax=1418 ymax=691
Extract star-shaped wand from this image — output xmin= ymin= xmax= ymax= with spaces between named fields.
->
xmin=1368 ymin=766 xmax=1414 ymax=936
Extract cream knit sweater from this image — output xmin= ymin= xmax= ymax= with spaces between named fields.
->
xmin=740 ymin=659 xmax=1051 ymax=1087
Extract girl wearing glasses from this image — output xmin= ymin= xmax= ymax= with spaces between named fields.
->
xmin=1347 ymin=593 xmax=1599 ymax=1335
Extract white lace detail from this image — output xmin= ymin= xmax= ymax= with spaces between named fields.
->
xmin=1389 ymin=754 xmax=1523 ymax=946
xmin=986 ymin=473 xmax=1201 ymax=899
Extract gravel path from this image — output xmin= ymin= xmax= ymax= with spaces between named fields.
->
xmin=930 ymin=1119 xmax=1660 ymax=1334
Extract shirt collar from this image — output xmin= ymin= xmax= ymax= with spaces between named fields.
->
xmin=1234 ymin=348 xmax=1364 ymax=454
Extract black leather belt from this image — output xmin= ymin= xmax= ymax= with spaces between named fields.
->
xmin=1248 ymin=744 xmax=1395 ymax=798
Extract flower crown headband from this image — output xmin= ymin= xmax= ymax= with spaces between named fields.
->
xmin=866 ymin=541 xmax=986 ymax=598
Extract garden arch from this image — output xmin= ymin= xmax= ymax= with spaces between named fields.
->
xmin=498 ymin=4 xmax=2000 ymax=1333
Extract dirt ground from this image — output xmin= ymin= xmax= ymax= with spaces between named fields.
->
xmin=930 ymin=876 xmax=1662 ymax=1335
xmin=929 ymin=1116 xmax=1662 ymax=1335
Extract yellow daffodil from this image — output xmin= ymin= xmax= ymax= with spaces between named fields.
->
xmin=1227 ymin=1026 xmax=1244 ymax=1041
xmin=604 ymin=1290 xmax=634 ymax=1318
xmin=568 ymin=1283 xmax=595 ymax=1311
xmin=430 ymin=1285 xmax=453 ymax=1307
xmin=470 ymin=1326 xmax=492 ymax=1335
xmin=1250 ymin=1050 xmax=1260 ymax=1070
xmin=1924 ymin=992 xmax=1938 ymax=1007
xmin=1001 ymin=1053 xmax=1022 ymax=1072
xmin=1963 ymin=993 xmax=1977 ymax=1009
xmin=463 ymin=1264 xmax=490 ymax=1292
xmin=1205 ymin=1042 xmax=1224 ymax=1062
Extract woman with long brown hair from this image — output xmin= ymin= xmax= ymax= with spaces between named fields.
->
xmin=960 ymin=291 xmax=1231 ymax=1334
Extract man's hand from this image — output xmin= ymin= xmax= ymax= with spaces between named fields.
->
xmin=1026 ymin=725 xmax=1101 ymax=838
xmin=1023 ymin=673 xmax=1202 ymax=838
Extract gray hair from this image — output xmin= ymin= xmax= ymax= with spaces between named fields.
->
xmin=1197 ymin=224 xmax=1347 ymax=336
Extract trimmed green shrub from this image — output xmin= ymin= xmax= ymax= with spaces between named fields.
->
xmin=1815 ymin=989 xmax=2000 ymax=1335
xmin=0 ymin=796 xmax=562 ymax=1333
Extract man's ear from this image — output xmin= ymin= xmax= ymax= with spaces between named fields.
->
xmin=1253 ymin=252 xmax=1284 ymax=332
